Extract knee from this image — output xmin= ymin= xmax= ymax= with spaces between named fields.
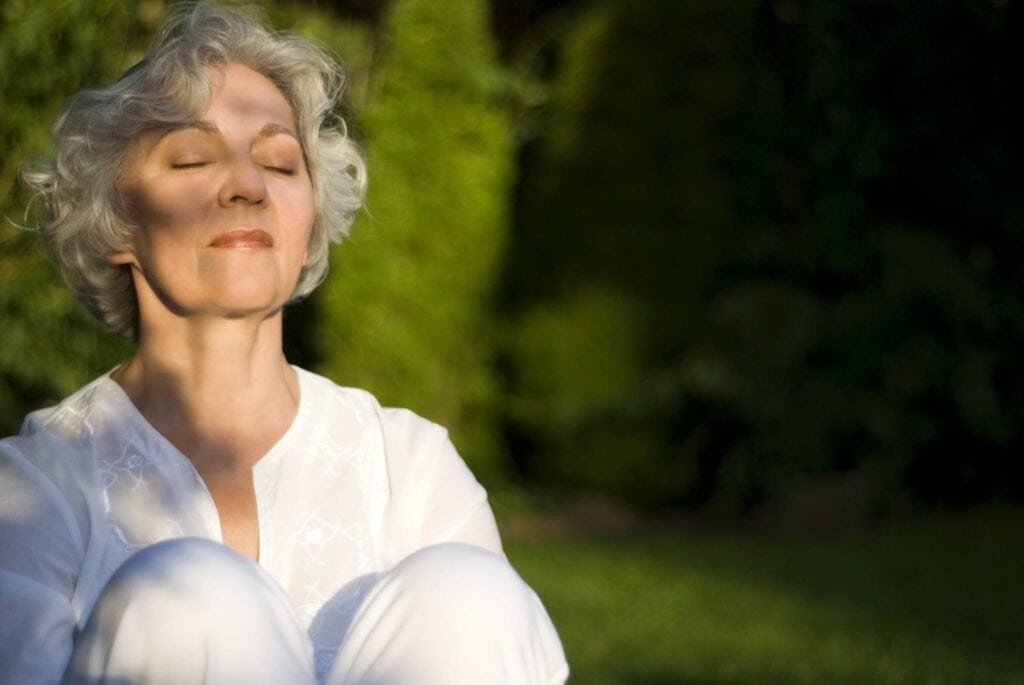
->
xmin=98 ymin=537 xmax=275 ymax=621
xmin=115 ymin=536 xmax=243 ymax=574
xmin=388 ymin=543 xmax=536 ymax=631
xmin=109 ymin=538 xmax=249 ymax=595
xmin=71 ymin=540 xmax=317 ymax=684
xmin=334 ymin=544 xmax=568 ymax=684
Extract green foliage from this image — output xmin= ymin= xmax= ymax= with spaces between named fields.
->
xmin=504 ymin=0 xmax=1024 ymax=509
xmin=267 ymin=2 xmax=374 ymax=115
xmin=503 ymin=0 xmax=752 ymax=503
xmin=315 ymin=0 xmax=513 ymax=482
xmin=0 ymin=0 xmax=141 ymax=433
xmin=673 ymin=226 xmax=1007 ymax=510
xmin=506 ymin=287 xmax=669 ymax=500
xmin=670 ymin=0 xmax=1024 ymax=510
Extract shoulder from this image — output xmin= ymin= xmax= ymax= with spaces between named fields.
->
xmin=3 ymin=374 xmax=119 ymax=499
xmin=296 ymin=367 xmax=451 ymax=455
xmin=16 ymin=372 xmax=115 ymax=448
xmin=290 ymin=368 xmax=502 ymax=561
xmin=6 ymin=374 xmax=110 ymax=467
xmin=294 ymin=367 xmax=476 ymax=498
xmin=1 ymin=373 xmax=118 ymax=545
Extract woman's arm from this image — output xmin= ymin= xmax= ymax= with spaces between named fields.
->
xmin=377 ymin=407 xmax=503 ymax=567
xmin=0 ymin=439 xmax=83 ymax=683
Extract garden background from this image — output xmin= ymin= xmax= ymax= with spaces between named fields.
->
xmin=2 ymin=0 xmax=1022 ymax=682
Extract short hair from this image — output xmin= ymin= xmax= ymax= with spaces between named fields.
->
xmin=22 ymin=2 xmax=365 ymax=339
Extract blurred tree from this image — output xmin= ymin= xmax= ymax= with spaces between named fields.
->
xmin=315 ymin=0 xmax=513 ymax=483
xmin=0 ymin=0 xmax=142 ymax=434
xmin=679 ymin=0 xmax=1024 ymax=507
xmin=668 ymin=0 xmax=1024 ymax=510
xmin=501 ymin=0 xmax=752 ymax=503
xmin=268 ymin=2 xmax=374 ymax=116
xmin=501 ymin=0 xmax=1024 ymax=510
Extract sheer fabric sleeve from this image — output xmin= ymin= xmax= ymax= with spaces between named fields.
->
xmin=0 ymin=439 xmax=83 ymax=684
xmin=377 ymin=408 xmax=503 ymax=567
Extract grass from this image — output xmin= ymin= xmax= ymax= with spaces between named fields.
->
xmin=499 ymin=505 xmax=1024 ymax=685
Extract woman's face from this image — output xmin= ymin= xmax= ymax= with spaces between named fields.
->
xmin=113 ymin=62 xmax=315 ymax=326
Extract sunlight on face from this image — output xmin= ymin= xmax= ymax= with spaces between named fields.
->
xmin=114 ymin=63 xmax=316 ymax=327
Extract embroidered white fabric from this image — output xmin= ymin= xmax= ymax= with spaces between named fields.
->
xmin=0 ymin=367 xmax=524 ymax=683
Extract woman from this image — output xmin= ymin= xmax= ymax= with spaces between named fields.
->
xmin=0 ymin=4 xmax=567 ymax=684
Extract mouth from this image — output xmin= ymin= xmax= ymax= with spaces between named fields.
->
xmin=209 ymin=229 xmax=274 ymax=249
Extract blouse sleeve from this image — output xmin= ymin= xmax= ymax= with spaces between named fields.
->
xmin=0 ymin=438 xmax=83 ymax=683
xmin=377 ymin=408 xmax=503 ymax=567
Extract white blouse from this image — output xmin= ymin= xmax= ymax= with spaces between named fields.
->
xmin=0 ymin=367 xmax=502 ymax=683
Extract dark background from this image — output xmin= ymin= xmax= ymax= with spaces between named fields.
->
xmin=2 ymin=0 xmax=1022 ymax=522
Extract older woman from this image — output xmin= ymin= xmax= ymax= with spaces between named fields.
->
xmin=0 ymin=4 xmax=567 ymax=684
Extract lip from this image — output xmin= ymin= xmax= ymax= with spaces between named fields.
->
xmin=208 ymin=229 xmax=274 ymax=249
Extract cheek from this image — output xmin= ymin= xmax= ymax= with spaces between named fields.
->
xmin=297 ymin=218 xmax=316 ymax=268
xmin=284 ymin=184 xmax=317 ymax=252
xmin=127 ymin=179 xmax=210 ymax=235
xmin=296 ymin=182 xmax=317 ymax=223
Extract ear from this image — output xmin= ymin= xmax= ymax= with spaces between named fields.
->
xmin=302 ymin=236 xmax=314 ymax=266
xmin=107 ymin=250 xmax=138 ymax=267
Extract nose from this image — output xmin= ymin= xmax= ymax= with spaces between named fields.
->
xmin=218 ymin=156 xmax=266 ymax=207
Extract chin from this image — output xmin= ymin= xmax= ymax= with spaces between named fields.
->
xmin=208 ymin=287 xmax=286 ymax=318
xmin=205 ymin=270 xmax=296 ymax=311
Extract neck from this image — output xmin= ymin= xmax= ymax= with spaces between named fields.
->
xmin=112 ymin=309 xmax=300 ymax=471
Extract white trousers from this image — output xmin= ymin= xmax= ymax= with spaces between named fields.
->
xmin=62 ymin=539 xmax=568 ymax=685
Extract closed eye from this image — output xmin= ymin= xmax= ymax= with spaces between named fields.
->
xmin=171 ymin=161 xmax=208 ymax=169
xmin=266 ymin=166 xmax=296 ymax=176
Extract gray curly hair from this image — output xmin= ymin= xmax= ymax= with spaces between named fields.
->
xmin=22 ymin=2 xmax=365 ymax=339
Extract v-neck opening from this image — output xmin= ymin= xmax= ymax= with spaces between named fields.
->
xmin=98 ymin=365 xmax=311 ymax=564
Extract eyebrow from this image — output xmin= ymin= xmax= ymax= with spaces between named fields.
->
xmin=167 ymin=120 xmax=300 ymax=141
xmin=255 ymin=122 xmax=299 ymax=141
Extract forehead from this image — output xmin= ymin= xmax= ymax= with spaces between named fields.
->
xmin=201 ymin=62 xmax=297 ymax=128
